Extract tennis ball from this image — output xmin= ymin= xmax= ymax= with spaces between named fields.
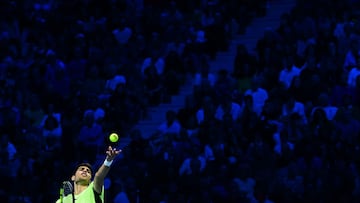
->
xmin=109 ymin=133 xmax=119 ymax=143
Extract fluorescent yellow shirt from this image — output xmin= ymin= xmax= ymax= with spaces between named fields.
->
xmin=56 ymin=182 xmax=104 ymax=203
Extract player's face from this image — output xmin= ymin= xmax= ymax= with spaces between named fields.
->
xmin=73 ymin=166 xmax=92 ymax=184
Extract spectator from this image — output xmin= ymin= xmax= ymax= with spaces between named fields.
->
xmin=193 ymin=56 xmax=217 ymax=87
xmin=179 ymin=144 xmax=206 ymax=176
xmin=278 ymin=55 xmax=301 ymax=89
xmin=112 ymin=19 xmax=133 ymax=45
xmin=343 ymin=36 xmax=359 ymax=70
xmin=151 ymin=110 xmax=182 ymax=140
xmin=311 ymin=93 xmax=338 ymax=121
xmin=143 ymin=64 xmax=163 ymax=106
xmin=214 ymin=94 xmax=242 ymax=121
xmin=348 ymin=53 xmax=360 ymax=87
xmin=281 ymin=95 xmax=307 ymax=124
xmin=141 ymin=50 xmax=165 ymax=76
xmin=244 ymin=78 xmax=269 ymax=115
xmin=0 ymin=133 xmax=19 ymax=201
xmin=113 ymin=180 xmax=131 ymax=203
xmin=40 ymin=104 xmax=62 ymax=151
xmin=233 ymin=44 xmax=257 ymax=90
xmin=23 ymin=95 xmax=45 ymax=128
xmin=196 ymin=96 xmax=216 ymax=125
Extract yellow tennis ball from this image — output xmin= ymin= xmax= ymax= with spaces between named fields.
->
xmin=109 ymin=133 xmax=119 ymax=142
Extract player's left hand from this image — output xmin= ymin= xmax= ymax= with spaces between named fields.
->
xmin=105 ymin=146 xmax=121 ymax=161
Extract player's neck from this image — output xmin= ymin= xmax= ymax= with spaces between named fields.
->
xmin=74 ymin=182 xmax=89 ymax=195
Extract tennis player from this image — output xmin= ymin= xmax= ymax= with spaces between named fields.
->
xmin=56 ymin=146 xmax=121 ymax=203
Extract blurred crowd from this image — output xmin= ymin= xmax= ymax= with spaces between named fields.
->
xmin=2 ymin=0 xmax=360 ymax=203
xmin=115 ymin=0 xmax=360 ymax=202
xmin=0 ymin=0 xmax=266 ymax=202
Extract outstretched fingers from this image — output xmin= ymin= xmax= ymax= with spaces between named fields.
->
xmin=106 ymin=146 xmax=121 ymax=160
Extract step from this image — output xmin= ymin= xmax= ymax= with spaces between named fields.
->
xmin=137 ymin=120 xmax=164 ymax=125
xmin=255 ymin=19 xmax=282 ymax=25
xmin=178 ymin=88 xmax=193 ymax=95
xmin=157 ymin=103 xmax=185 ymax=110
xmin=245 ymin=25 xmax=281 ymax=34
xmin=266 ymin=7 xmax=291 ymax=12
xmin=211 ymin=56 xmax=235 ymax=64
xmin=231 ymin=40 xmax=259 ymax=48
xmin=216 ymin=52 xmax=237 ymax=57
xmin=224 ymin=44 xmax=238 ymax=53
xmin=232 ymin=34 xmax=264 ymax=41
xmin=210 ymin=63 xmax=234 ymax=71
xmin=149 ymin=107 xmax=178 ymax=116
xmin=136 ymin=118 xmax=164 ymax=125
xmin=234 ymin=33 xmax=262 ymax=39
xmin=148 ymin=103 xmax=184 ymax=112
xmin=267 ymin=2 xmax=296 ymax=8
xmin=171 ymin=95 xmax=186 ymax=106
xmin=210 ymin=60 xmax=233 ymax=68
xmin=268 ymin=4 xmax=296 ymax=8
xmin=146 ymin=107 xmax=183 ymax=121
xmin=135 ymin=126 xmax=158 ymax=139
xmin=179 ymin=84 xmax=193 ymax=91
xmin=147 ymin=114 xmax=168 ymax=122
xmin=213 ymin=57 xmax=236 ymax=64
xmin=213 ymin=53 xmax=235 ymax=61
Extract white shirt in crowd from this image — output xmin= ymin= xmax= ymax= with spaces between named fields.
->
xmin=196 ymin=108 xmax=206 ymax=124
xmin=282 ymin=101 xmax=307 ymax=124
xmin=347 ymin=67 xmax=360 ymax=87
xmin=278 ymin=65 xmax=301 ymax=89
xmin=105 ymin=75 xmax=127 ymax=91
xmin=244 ymin=88 xmax=268 ymax=115
xmin=196 ymin=30 xmax=207 ymax=43
xmin=204 ymin=144 xmax=215 ymax=161
xmin=6 ymin=141 xmax=17 ymax=161
xmin=343 ymin=50 xmax=357 ymax=69
xmin=113 ymin=27 xmax=132 ymax=44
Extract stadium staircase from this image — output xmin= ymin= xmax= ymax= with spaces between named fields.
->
xmin=119 ymin=0 xmax=297 ymax=148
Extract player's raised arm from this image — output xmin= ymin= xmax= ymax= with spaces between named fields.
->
xmin=93 ymin=146 xmax=121 ymax=194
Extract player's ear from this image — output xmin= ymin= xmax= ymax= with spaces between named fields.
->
xmin=71 ymin=175 xmax=75 ymax=181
